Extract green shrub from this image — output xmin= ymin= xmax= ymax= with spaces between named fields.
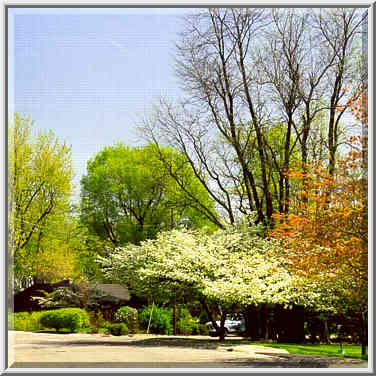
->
xmin=98 ymin=320 xmax=112 ymax=334
xmin=14 ymin=312 xmax=29 ymax=331
xmin=103 ymin=320 xmax=112 ymax=329
xmin=177 ymin=308 xmax=201 ymax=335
xmin=139 ymin=305 xmax=172 ymax=335
xmin=88 ymin=311 xmax=106 ymax=334
xmin=13 ymin=311 xmax=43 ymax=332
xmin=8 ymin=309 xmax=13 ymax=329
xmin=39 ymin=308 xmax=90 ymax=332
xmin=76 ymin=327 xmax=92 ymax=333
xmin=114 ymin=306 xmax=139 ymax=333
xmin=109 ymin=323 xmax=128 ymax=336
xmin=29 ymin=312 xmax=43 ymax=331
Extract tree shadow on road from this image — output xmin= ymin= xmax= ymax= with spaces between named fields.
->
xmin=31 ymin=336 xmax=227 ymax=349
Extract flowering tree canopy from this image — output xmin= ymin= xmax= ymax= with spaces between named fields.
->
xmin=98 ymin=217 xmax=331 ymax=312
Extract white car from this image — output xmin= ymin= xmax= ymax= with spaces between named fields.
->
xmin=205 ymin=313 xmax=246 ymax=336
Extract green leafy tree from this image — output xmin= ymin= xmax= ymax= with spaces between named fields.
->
xmin=80 ymin=143 xmax=216 ymax=246
xmin=8 ymin=114 xmax=75 ymax=287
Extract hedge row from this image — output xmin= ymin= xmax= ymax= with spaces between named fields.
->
xmin=13 ymin=308 xmax=90 ymax=333
xmin=39 ymin=308 xmax=90 ymax=332
xmin=13 ymin=311 xmax=43 ymax=332
xmin=138 ymin=305 xmax=207 ymax=335
xmin=11 ymin=305 xmax=207 ymax=336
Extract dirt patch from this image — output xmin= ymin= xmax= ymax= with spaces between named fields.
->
xmin=8 ymin=331 xmax=369 ymax=369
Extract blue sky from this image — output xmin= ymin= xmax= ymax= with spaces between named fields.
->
xmin=8 ymin=7 xmax=366 ymax=199
xmin=9 ymin=8 xmax=193 ymax=197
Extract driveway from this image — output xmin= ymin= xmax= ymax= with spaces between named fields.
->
xmin=8 ymin=331 xmax=369 ymax=369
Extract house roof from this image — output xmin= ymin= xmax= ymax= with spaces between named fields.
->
xmin=89 ymin=284 xmax=131 ymax=301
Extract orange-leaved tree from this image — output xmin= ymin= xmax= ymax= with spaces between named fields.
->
xmin=269 ymin=134 xmax=367 ymax=352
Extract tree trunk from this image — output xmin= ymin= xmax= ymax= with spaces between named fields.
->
xmin=360 ymin=310 xmax=367 ymax=357
xmin=278 ymin=175 xmax=284 ymax=213
xmin=218 ymin=313 xmax=227 ymax=342
xmin=321 ymin=317 xmax=330 ymax=344
xmin=263 ymin=304 xmax=269 ymax=340
xmin=200 ymin=299 xmax=226 ymax=341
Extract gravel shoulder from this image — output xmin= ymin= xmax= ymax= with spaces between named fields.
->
xmin=8 ymin=331 xmax=370 ymax=369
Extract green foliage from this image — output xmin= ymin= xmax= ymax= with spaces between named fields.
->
xmin=198 ymin=309 xmax=210 ymax=325
xmin=13 ymin=312 xmax=30 ymax=331
xmin=139 ymin=305 xmax=172 ymax=335
xmin=241 ymin=122 xmax=301 ymax=212
xmin=39 ymin=308 xmax=90 ymax=332
xmin=100 ymin=320 xmax=113 ymax=334
xmin=73 ymin=228 xmax=106 ymax=281
xmin=80 ymin=143 xmax=216 ymax=246
xmin=29 ymin=312 xmax=43 ymax=332
xmin=87 ymin=310 xmax=106 ymax=334
xmin=109 ymin=323 xmax=129 ymax=336
xmin=176 ymin=308 xmax=201 ymax=335
xmin=8 ymin=114 xmax=77 ymax=286
xmin=8 ymin=309 xmax=13 ymax=329
xmin=13 ymin=311 xmax=43 ymax=332
xmin=114 ymin=306 xmax=139 ymax=333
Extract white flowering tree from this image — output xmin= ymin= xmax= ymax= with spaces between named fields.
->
xmin=99 ymin=216 xmax=315 ymax=340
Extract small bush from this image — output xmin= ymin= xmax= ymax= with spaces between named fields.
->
xmin=8 ymin=309 xmax=13 ymax=329
xmin=109 ymin=323 xmax=128 ymax=336
xmin=13 ymin=312 xmax=43 ymax=332
xmin=88 ymin=311 xmax=106 ymax=334
xmin=98 ymin=320 xmax=112 ymax=334
xmin=29 ymin=312 xmax=43 ymax=331
xmin=14 ymin=312 xmax=30 ymax=331
xmin=177 ymin=308 xmax=201 ymax=335
xmin=39 ymin=308 xmax=90 ymax=332
xmin=114 ymin=306 xmax=139 ymax=333
xmin=139 ymin=305 xmax=172 ymax=335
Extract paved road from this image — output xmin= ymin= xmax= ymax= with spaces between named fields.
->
xmin=8 ymin=331 xmax=370 ymax=369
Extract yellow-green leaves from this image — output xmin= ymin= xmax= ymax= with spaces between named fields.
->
xmin=9 ymin=114 xmax=75 ymax=285
xmin=80 ymin=143 xmax=216 ymax=246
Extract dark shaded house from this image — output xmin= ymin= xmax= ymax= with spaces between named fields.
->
xmin=13 ymin=280 xmax=71 ymax=313
xmin=13 ymin=280 xmax=131 ymax=314
xmin=89 ymin=283 xmax=131 ymax=301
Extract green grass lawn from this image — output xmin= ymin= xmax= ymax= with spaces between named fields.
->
xmin=224 ymin=340 xmax=367 ymax=360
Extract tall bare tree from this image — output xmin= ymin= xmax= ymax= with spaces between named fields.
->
xmin=256 ymin=9 xmax=305 ymax=213
xmin=139 ymin=8 xmax=365 ymax=225
xmin=312 ymin=8 xmax=366 ymax=175
xmin=141 ymin=9 xmax=275 ymax=224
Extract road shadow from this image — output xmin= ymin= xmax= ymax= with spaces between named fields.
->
xmin=10 ymin=357 xmax=369 ymax=369
xmin=30 ymin=336 xmax=226 ymax=349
